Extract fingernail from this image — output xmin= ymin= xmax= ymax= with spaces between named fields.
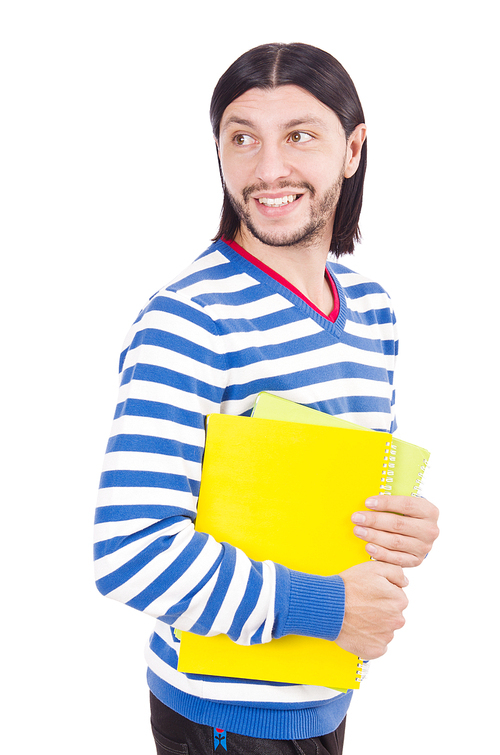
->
xmin=366 ymin=544 xmax=377 ymax=555
xmin=352 ymin=512 xmax=366 ymax=524
xmin=365 ymin=498 xmax=379 ymax=508
xmin=354 ymin=526 xmax=368 ymax=537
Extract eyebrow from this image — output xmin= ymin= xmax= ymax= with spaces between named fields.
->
xmin=220 ymin=117 xmax=255 ymax=134
xmin=220 ymin=115 xmax=329 ymax=135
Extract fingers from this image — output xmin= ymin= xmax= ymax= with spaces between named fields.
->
xmin=365 ymin=495 xmax=439 ymax=522
xmin=351 ymin=496 xmax=440 ymax=567
xmin=355 ymin=528 xmax=425 ymax=567
xmin=337 ymin=561 xmax=409 ymax=659
xmin=369 ymin=560 xmax=409 ymax=588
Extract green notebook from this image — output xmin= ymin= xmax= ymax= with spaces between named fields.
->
xmin=252 ymin=392 xmax=430 ymax=497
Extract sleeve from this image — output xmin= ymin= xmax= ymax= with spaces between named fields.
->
xmin=94 ymin=290 xmax=345 ymax=646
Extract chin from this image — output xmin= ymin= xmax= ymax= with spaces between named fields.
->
xmin=246 ymin=220 xmax=329 ymax=249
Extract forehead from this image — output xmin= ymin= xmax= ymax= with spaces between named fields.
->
xmin=219 ymin=85 xmax=344 ymax=136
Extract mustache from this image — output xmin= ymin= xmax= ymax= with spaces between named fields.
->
xmin=242 ymin=181 xmax=316 ymax=202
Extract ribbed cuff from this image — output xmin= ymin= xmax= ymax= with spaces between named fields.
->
xmin=275 ymin=569 xmax=345 ymax=641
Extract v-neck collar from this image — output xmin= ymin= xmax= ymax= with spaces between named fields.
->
xmin=219 ymin=238 xmax=347 ymax=340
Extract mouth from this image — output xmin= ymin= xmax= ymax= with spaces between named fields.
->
xmin=257 ymin=194 xmax=301 ymax=207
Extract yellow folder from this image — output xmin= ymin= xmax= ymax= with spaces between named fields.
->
xmin=177 ymin=413 xmax=395 ymax=691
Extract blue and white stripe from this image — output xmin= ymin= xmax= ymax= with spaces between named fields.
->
xmin=94 ymin=240 xmax=397 ymax=739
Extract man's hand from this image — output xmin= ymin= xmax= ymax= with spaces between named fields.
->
xmin=336 ymin=561 xmax=409 ymax=659
xmin=352 ymin=495 xmax=439 ymax=568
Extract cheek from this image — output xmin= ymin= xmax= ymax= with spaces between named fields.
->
xmin=295 ymin=149 xmax=343 ymax=181
xmin=220 ymin=156 xmax=246 ymax=192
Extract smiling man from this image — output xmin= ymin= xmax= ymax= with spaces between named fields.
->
xmin=219 ymin=87 xmax=363 ymax=248
xmin=95 ymin=43 xmax=439 ymax=754
xmin=216 ymin=84 xmax=366 ymax=319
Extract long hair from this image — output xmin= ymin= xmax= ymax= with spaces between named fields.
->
xmin=210 ymin=43 xmax=367 ymax=257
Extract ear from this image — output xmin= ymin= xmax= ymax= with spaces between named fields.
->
xmin=344 ymin=123 xmax=367 ymax=179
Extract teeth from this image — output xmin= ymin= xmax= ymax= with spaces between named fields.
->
xmin=258 ymin=194 xmax=297 ymax=207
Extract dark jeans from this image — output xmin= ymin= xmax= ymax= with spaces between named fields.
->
xmin=150 ymin=693 xmax=346 ymax=755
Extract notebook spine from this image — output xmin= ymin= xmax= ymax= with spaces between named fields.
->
xmin=379 ymin=441 xmax=396 ymax=495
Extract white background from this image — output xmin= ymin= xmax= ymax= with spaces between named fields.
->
xmin=1 ymin=1 xmax=498 ymax=752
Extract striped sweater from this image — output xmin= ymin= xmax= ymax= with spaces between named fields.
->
xmin=94 ymin=239 xmax=398 ymax=740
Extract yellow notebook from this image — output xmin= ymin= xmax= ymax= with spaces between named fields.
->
xmin=177 ymin=413 xmax=395 ymax=691
xmin=252 ymin=392 xmax=430 ymax=498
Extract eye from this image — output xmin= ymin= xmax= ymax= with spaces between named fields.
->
xmin=289 ymin=131 xmax=313 ymax=144
xmin=233 ymin=134 xmax=256 ymax=146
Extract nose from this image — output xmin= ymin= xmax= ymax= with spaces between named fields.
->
xmin=254 ymin=140 xmax=292 ymax=185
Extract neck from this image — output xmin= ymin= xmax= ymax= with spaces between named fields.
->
xmin=234 ymin=227 xmax=334 ymax=315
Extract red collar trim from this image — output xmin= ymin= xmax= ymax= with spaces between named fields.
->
xmin=222 ymin=237 xmax=340 ymax=323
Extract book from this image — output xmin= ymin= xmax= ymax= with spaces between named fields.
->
xmin=252 ymin=392 xmax=430 ymax=498
xmin=177 ymin=413 xmax=399 ymax=691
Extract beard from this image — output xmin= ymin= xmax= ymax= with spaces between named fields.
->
xmin=225 ymin=173 xmax=344 ymax=249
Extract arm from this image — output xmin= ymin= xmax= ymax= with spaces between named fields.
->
xmin=352 ymin=495 xmax=440 ymax=567
xmin=94 ymin=289 xmax=345 ymax=646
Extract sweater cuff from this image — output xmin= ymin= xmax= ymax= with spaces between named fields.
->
xmin=274 ymin=568 xmax=345 ymax=642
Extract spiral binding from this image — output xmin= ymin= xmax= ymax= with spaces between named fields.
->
xmin=412 ymin=459 xmax=429 ymax=497
xmin=379 ymin=441 xmax=396 ymax=494
xmin=379 ymin=445 xmax=430 ymax=498
xmin=356 ymin=659 xmax=370 ymax=683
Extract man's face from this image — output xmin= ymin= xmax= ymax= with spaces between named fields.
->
xmin=218 ymin=85 xmax=354 ymax=250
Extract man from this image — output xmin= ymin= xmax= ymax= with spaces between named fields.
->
xmin=95 ymin=43 xmax=439 ymax=754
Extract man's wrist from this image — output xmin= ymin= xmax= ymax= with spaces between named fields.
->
xmin=274 ymin=568 xmax=345 ymax=641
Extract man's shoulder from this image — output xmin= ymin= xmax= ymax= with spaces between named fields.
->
xmin=136 ymin=240 xmax=252 ymax=322
xmin=328 ymin=259 xmax=393 ymax=302
xmin=163 ymin=240 xmax=235 ymax=296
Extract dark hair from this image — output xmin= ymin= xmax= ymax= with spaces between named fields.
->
xmin=210 ymin=42 xmax=367 ymax=257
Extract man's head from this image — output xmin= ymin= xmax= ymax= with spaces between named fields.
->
xmin=210 ymin=43 xmax=367 ymax=257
